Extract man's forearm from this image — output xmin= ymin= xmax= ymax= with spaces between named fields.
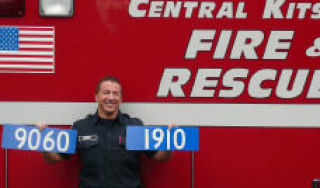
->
xmin=152 ymin=151 xmax=172 ymax=162
xmin=42 ymin=152 xmax=64 ymax=163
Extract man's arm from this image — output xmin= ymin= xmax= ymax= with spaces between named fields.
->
xmin=42 ymin=152 xmax=64 ymax=163
xmin=151 ymin=123 xmax=175 ymax=161
xmin=152 ymin=151 xmax=172 ymax=162
xmin=35 ymin=122 xmax=65 ymax=164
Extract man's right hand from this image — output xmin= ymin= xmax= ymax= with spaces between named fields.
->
xmin=35 ymin=121 xmax=48 ymax=131
xmin=35 ymin=122 xmax=64 ymax=163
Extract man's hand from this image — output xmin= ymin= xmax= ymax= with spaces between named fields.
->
xmin=151 ymin=123 xmax=176 ymax=162
xmin=168 ymin=123 xmax=176 ymax=130
xmin=35 ymin=121 xmax=48 ymax=131
xmin=35 ymin=121 xmax=64 ymax=163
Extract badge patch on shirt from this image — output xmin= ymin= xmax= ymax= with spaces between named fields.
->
xmin=78 ymin=135 xmax=98 ymax=142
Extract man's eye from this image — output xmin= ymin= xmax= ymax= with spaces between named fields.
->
xmin=113 ymin=92 xmax=120 ymax=96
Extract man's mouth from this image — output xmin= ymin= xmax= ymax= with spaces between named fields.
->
xmin=104 ymin=102 xmax=116 ymax=108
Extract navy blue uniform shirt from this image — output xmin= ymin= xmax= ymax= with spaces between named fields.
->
xmin=63 ymin=112 xmax=155 ymax=188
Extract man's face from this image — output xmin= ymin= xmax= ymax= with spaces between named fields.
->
xmin=95 ymin=81 xmax=122 ymax=118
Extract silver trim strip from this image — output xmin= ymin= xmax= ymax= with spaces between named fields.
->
xmin=1 ymin=102 xmax=320 ymax=127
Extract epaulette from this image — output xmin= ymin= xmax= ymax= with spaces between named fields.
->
xmin=72 ymin=113 xmax=97 ymax=127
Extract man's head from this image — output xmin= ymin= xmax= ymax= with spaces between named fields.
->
xmin=95 ymin=76 xmax=122 ymax=119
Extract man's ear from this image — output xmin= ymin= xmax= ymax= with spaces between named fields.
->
xmin=95 ymin=94 xmax=98 ymax=102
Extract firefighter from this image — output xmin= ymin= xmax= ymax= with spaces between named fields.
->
xmin=36 ymin=75 xmax=172 ymax=188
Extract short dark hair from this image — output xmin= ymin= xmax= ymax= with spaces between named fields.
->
xmin=95 ymin=75 xmax=121 ymax=94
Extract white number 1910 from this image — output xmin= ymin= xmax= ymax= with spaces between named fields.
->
xmin=145 ymin=128 xmax=186 ymax=150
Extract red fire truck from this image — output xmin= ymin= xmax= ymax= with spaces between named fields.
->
xmin=1 ymin=0 xmax=320 ymax=187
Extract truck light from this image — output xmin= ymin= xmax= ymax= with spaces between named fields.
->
xmin=0 ymin=0 xmax=25 ymax=17
xmin=39 ymin=0 xmax=73 ymax=17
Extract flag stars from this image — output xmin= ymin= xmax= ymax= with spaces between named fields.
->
xmin=0 ymin=27 xmax=19 ymax=51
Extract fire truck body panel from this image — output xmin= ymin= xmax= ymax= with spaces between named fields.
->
xmin=0 ymin=0 xmax=320 ymax=187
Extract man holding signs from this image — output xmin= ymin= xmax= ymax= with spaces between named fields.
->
xmin=36 ymin=76 xmax=172 ymax=188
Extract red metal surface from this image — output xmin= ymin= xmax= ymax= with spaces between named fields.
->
xmin=0 ymin=0 xmax=318 ymax=103
xmin=8 ymin=150 xmax=80 ymax=188
xmin=195 ymin=127 xmax=320 ymax=188
xmin=7 ymin=150 xmax=191 ymax=188
xmin=140 ymin=152 xmax=192 ymax=188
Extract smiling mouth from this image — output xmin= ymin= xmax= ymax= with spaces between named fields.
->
xmin=104 ymin=102 xmax=116 ymax=108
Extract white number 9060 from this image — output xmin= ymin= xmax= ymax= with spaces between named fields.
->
xmin=14 ymin=128 xmax=69 ymax=152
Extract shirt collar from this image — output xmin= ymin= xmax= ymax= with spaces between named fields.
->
xmin=90 ymin=111 xmax=127 ymax=125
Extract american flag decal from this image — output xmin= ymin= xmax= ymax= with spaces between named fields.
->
xmin=0 ymin=26 xmax=54 ymax=73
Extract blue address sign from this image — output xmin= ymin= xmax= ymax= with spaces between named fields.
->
xmin=1 ymin=124 xmax=77 ymax=154
xmin=126 ymin=126 xmax=199 ymax=151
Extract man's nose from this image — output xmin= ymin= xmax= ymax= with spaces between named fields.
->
xmin=107 ymin=93 xmax=116 ymax=99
